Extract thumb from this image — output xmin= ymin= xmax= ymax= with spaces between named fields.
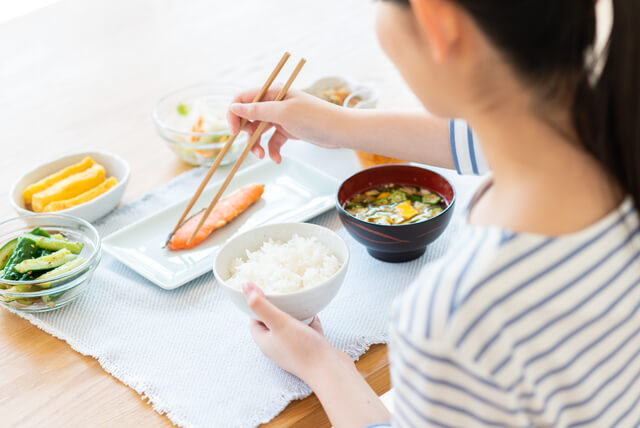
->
xmin=243 ymin=282 xmax=287 ymax=330
xmin=230 ymin=101 xmax=283 ymax=123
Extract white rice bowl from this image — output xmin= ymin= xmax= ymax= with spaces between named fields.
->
xmin=227 ymin=234 xmax=342 ymax=294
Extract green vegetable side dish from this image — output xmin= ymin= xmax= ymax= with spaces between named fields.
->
xmin=21 ymin=233 xmax=83 ymax=254
xmin=1 ymin=235 xmax=48 ymax=281
xmin=0 ymin=227 xmax=86 ymax=308
xmin=345 ymin=184 xmax=445 ymax=226
xmin=0 ymin=239 xmax=18 ymax=270
xmin=14 ymin=248 xmax=77 ymax=273
xmin=37 ymin=256 xmax=87 ymax=289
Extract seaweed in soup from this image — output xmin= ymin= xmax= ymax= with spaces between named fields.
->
xmin=344 ymin=184 xmax=444 ymax=225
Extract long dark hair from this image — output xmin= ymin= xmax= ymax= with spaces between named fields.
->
xmin=388 ymin=0 xmax=640 ymax=206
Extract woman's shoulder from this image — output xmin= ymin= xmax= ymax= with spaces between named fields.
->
xmin=391 ymin=226 xmax=518 ymax=340
xmin=392 ymin=195 xmax=639 ymax=343
xmin=392 ymin=196 xmax=640 ymax=372
xmin=388 ymin=228 xmax=539 ymax=403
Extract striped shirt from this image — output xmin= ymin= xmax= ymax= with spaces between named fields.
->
xmin=449 ymin=119 xmax=490 ymax=176
xmin=374 ymin=120 xmax=640 ymax=427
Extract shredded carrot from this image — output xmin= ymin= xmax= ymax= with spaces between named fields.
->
xmin=191 ymin=125 xmax=199 ymax=142
xmin=196 ymin=150 xmax=214 ymax=158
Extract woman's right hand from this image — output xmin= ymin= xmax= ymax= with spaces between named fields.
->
xmin=227 ymin=87 xmax=345 ymax=163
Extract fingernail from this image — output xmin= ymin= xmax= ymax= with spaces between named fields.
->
xmin=230 ymin=103 xmax=243 ymax=113
xmin=242 ymin=282 xmax=257 ymax=297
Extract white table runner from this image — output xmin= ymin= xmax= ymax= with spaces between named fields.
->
xmin=10 ymin=161 xmax=481 ymax=428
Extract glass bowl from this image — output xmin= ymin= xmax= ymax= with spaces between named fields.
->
xmin=152 ymin=84 xmax=248 ymax=167
xmin=0 ymin=214 xmax=101 ymax=312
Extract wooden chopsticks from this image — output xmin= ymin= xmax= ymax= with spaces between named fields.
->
xmin=168 ymin=52 xmax=306 ymax=246
xmin=185 ymin=57 xmax=306 ymax=246
xmin=169 ymin=52 xmax=291 ymax=238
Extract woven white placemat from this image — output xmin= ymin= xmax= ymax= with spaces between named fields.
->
xmin=9 ymin=163 xmax=482 ymax=428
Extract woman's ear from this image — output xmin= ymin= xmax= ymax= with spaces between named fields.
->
xmin=409 ymin=0 xmax=461 ymax=63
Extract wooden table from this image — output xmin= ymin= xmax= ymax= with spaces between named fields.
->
xmin=0 ymin=1 xmax=421 ymax=426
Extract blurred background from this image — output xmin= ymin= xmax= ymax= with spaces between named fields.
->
xmin=1 ymin=0 xmax=421 ymax=203
xmin=1 ymin=0 xmax=61 ymax=23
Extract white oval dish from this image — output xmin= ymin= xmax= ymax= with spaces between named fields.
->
xmin=10 ymin=150 xmax=130 ymax=223
xmin=303 ymin=75 xmax=379 ymax=109
xmin=213 ymin=222 xmax=350 ymax=324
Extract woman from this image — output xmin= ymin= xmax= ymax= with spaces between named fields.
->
xmin=229 ymin=0 xmax=640 ymax=426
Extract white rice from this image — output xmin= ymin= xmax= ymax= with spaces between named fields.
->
xmin=227 ymin=234 xmax=341 ymax=294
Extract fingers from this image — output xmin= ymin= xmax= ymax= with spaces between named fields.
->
xmin=248 ymin=318 xmax=272 ymax=354
xmin=245 ymin=121 xmax=276 ymax=142
xmin=231 ymin=86 xmax=284 ymax=104
xmin=267 ymin=130 xmax=288 ymax=164
xmin=226 ymin=112 xmax=273 ymax=160
xmin=244 ymin=121 xmax=274 ymax=160
xmin=309 ymin=316 xmax=324 ymax=335
xmin=228 ymin=86 xmax=284 ymax=134
xmin=251 ymin=144 xmax=266 ymax=159
xmin=228 ymin=110 xmax=268 ymax=136
xmin=243 ymin=282 xmax=288 ymax=330
xmin=226 ymin=109 xmax=241 ymax=135
xmin=249 ymin=318 xmax=269 ymax=337
xmin=229 ymin=101 xmax=284 ymax=124
xmin=240 ymin=120 xmax=260 ymax=137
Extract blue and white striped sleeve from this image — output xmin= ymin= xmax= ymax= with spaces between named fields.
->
xmin=449 ymin=119 xmax=490 ymax=176
xmin=388 ymin=331 xmax=530 ymax=428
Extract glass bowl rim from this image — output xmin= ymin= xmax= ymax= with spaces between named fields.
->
xmin=157 ymin=129 xmax=248 ymax=149
xmin=0 ymin=213 xmax=102 ymax=290
xmin=151 ymin=83 xmax=244 ymax=139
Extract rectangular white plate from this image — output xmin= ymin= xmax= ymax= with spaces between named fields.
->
xmin=102 ymin=157 xmax=339 ymax=289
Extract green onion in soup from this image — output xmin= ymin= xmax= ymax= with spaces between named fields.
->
xmin=344 ymin=184 xmax=444 ymax=225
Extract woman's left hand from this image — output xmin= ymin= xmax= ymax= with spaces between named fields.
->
xmin=243 ymin=282 xmax=391 ymax=426
xmin=242 ymin=282 xmax=349 ymax=382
